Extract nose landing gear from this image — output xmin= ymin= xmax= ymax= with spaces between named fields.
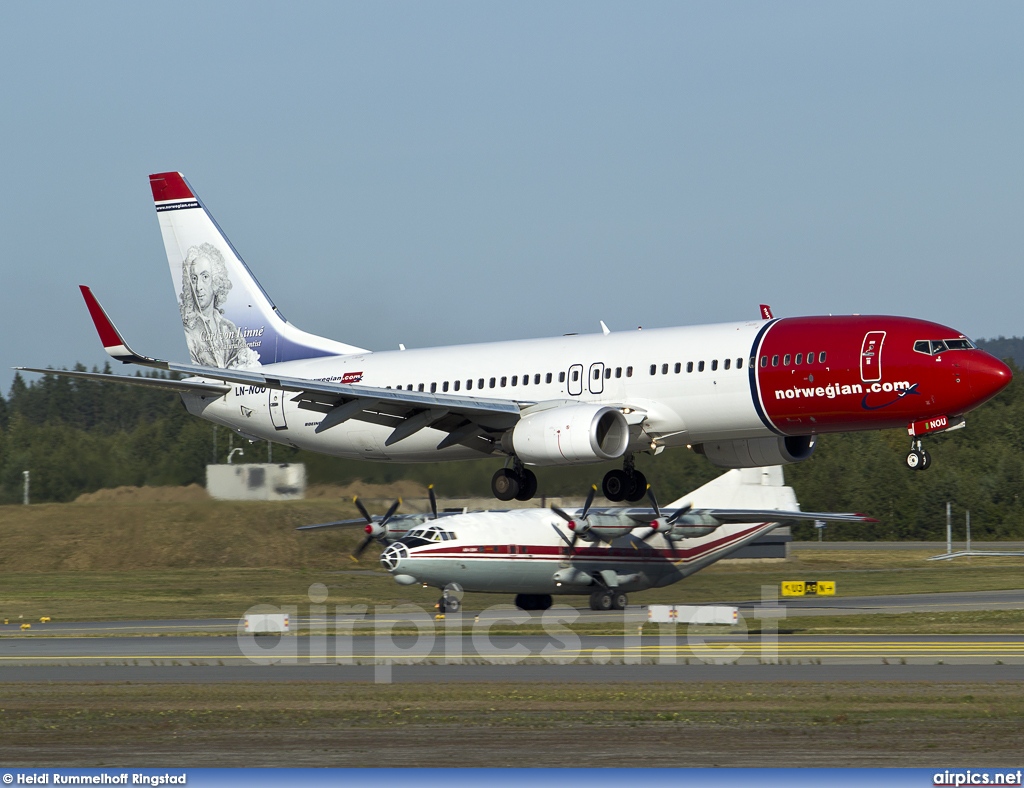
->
xmin=906 ymin=439 xmax=932 ymax=471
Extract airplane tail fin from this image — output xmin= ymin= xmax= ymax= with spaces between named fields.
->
xmin=150 ymin=172 xmax=366 ymax=369
xmin=667 ymin=467 xmax=799 ymax=511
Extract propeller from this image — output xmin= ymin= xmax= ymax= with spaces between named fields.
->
xmin=428 ymin=485 xmax=437 ymax=520
xmin=552 ymin=485 xmax=598 ymax=556
xmin=351 ymin=496 xmax=402 ymax=560
xmin=641 ymin=485 xmax=693 ymax=558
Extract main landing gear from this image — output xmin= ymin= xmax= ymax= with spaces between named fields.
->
xmin=601 ymin=455 xmax=647 ymax=503
xmin=588 ymin=589 xmax=628 ymax=611
xmin=491 ymin=461 xmax=538 ymax=502
xmin=906 ymin=439 xmax=932 ymax=471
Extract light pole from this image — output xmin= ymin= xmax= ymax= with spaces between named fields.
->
xmin=22 ymin=470 xmax=29 ymax=505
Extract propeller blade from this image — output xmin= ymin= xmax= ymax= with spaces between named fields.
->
xmin=380 ymin=498 xmax=402 ymax=526
xmin=428 ymin=485 xmax=438 ymax=519
xmin=668 ymin=504 xmax=693 ymax=525
xmin=353 ymin=496 xmax=373 ymax=525
xmin=580 ymin=485 xmax=597 ymax=521
xmin=352 ymin=532 xmax=376 ymax=560
xmin=646 ymin=485 xmax=662 ymax=519
xmin=551 ymin=506 xmax=573 ymax=523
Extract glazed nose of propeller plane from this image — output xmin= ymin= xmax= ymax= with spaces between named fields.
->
xmin=969 ymin=352 xmax=1013 ymax=405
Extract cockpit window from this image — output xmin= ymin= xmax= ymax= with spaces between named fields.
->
xmin=915 ymin=338 xmax=975 ymax=355
xmin=917 ymin=335 xmax=970 ymax=354
xmin=403 ymin=526 xmax=457 ymax=545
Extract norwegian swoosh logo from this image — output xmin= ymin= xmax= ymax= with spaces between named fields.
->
xmin=861 ymin=383 xmax=920 ymax=411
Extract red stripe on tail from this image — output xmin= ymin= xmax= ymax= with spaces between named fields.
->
xmin=149 ymin=172 xmax=193 ymax=202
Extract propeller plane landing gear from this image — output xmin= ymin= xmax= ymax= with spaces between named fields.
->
xmin=602 ymin=455 xmax=647 ymax=502
xmin=491 ymin=462 xmax=538 ymax=501
xmin=906 ymin=439 xmax=932 ymax=471
xmin=514 ymin=593 xmax=553 ymax=611
xmin=588 ymin=590 xmax=628 ymax=611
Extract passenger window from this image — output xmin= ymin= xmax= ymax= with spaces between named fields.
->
xmin=593 ymin=369 xmax=600 ymax=380
xmin=818 ymin=352 xmax=826 ymax=363
xmin=615 ymin=367 xmax=622 ymax=378
xmin=783 ymin=354 xmax=791 ymax=366
xmin=711 ymin=359 xmax=718 ymax=371
xmin=739 ymin=358 xmax=744 ymax=369
xmin=536 ymin=374 xmax=543 ymax=384
xmin=795 ymin=353 xmax=802 ymax=365
xmin=454 ymin=380 xmax=460 ymax=392
xmin=674 ymin=362 xmax=681 ymax=373
xmin=661 ymin=363 xmax=668 ymax=375
xmin=571 ymin=369 xmax=579 ymax=382
xmin=760 ymin=356 xmax=767 ymax=368
xmin=418 ymin=384 xmax=424 ymax=392
xmin=698 ymin=361 xmax=705 ymax=372
xmin=500 ymin=376 xmax=507 ymax=387
xmin=520 ymin=375 xmax=527 ymax=386
xmin=687 ymin=361 xmax=693 ymax=373
xmin=558 ymin=372 xmax=565 ymax=383
xmin=724 ymin=358 xmax=731 ymax=370
xmin=807 ymin=352 xmax=814 ymax=364
xmin=430 ymin=382 xmax=436 ymax=393
xmin=511 ymin=376 xmax=517 ymax=386
xmin=626 ymin=366 xmax=633 ymax=377
xmin=407 ymin=385 xmax=413 ymax=390
xmin=650 ymin=365 xmax=657 ymax=376
xmin=605 ymin=367 xmax=611 ymax=379
xmin=772 ymin=355 xmax=779 ymax=367
xmin=489 ymin=378 xmax=496 ymax=388
xmin=466 ymin=379 xmax=472 ymax=390
xmin=478 ymin=378 xmax=485 ymax=389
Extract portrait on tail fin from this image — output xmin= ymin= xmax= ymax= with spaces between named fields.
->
xmin=179 ymin=242 xmax=262 ymax=369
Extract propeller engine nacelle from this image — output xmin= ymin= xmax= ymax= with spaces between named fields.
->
xmin=507 ymin=404 xmax=630 ymax=466
xmin=693 ymin=435 xmax=816 ymax=469
xmin=647 ymin=514 xmax=720 ymax=540
xmin=568 ymin=514 xmax=644 ymax=543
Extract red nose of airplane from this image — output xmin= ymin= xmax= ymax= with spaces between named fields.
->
xmin=969 ymin=352 xmax=1013 ymax=405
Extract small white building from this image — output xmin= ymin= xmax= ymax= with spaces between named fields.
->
xmin=206 ymin=463 xmax=306 ymax=501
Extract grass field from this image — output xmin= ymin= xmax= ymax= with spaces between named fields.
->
xmin=1 ymin=681 xmax=1022 ymax=767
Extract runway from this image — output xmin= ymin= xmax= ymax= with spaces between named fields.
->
xmin=2 ymin=588 xmax=1020 ymax=681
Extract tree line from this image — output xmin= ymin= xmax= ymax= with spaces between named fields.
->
xmin=2 ymin=336 xmax=1021 ymax=540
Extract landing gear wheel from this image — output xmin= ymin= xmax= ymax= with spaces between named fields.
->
xmin=492 ymin=468 xmax=520 ymax=501
xmin=920 ymin=450 xmax=932 ymax=470
xmin=906 ymin=450 xmax=923 ymax=470
xmin=626 ymin=471 xmax=648 ymax=503
xmin=610 ymin=592 xmax=628 ymax=610
xmin=442 ymin=595 xmax=461 ymax=613
xmin=514 ymin=593 xmax=553 ymax=611
xmin=603 ymin=470 xmax=630 ymax=502
xmin=589 ymin=590 xmax=614 ymax=611
xmin=515 ymin=469 xmax=538 ymax=501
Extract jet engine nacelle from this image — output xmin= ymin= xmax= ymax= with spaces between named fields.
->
xmin=694 ymin=435 xmax=816 ymax=469
xmin=509 ymin=404 xmax=630 ymax=466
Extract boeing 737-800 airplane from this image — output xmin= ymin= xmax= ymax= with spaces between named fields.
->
xmin=20 ymin=172 xmax=1012 ymax=502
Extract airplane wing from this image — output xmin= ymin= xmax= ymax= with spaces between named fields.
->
xmin=581 ymin=506 xmax=876 ymax=524
xmin=21 ymin=286 xmax=524 ymax=453
xmin=13 ymin=365 xmax=231 ymax=396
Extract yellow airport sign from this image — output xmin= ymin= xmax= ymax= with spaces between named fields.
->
xmin=781 ymin=580 xmax=836 ymax=597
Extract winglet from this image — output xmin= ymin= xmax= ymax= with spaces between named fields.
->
xmin=79 ymin=285 xmax=163 ymax=367
xmin=760 ymin=304 xmax=774 ymax=320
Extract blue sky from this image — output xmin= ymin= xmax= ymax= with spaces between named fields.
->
xmin=3 ymin=2 xmax=1023 ymax=392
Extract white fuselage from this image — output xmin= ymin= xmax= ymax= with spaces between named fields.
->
xmin=184 ymin=320 xmax=769 ymax=463
xmin=378 ymin=508 xmax=779 ymax=595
